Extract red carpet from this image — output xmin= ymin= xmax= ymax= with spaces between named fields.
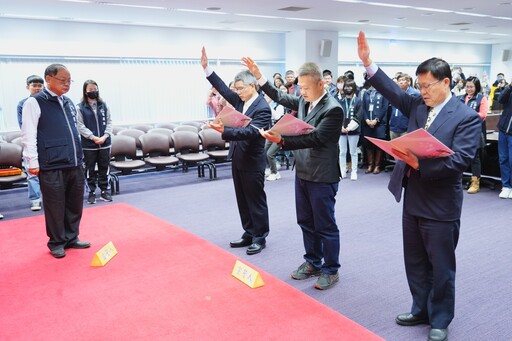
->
xmin=0 ymin=203 xmax=383 ymax=341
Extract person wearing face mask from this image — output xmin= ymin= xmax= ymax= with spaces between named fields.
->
xmin=76 ymin=80 xmax=113 ymax=204
xmin=334 ymin=75 xmax=345 ymax=101
xmin=338 ymin=79 xmax=362 ymax=180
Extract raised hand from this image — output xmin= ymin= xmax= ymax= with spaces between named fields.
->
xmin=201 ymin=46 xmax=208 ymax=69
xmin=241 ymin=57 xmax=262 ymax=79
xmin=357 ymin=31 xmax=372 ymax=67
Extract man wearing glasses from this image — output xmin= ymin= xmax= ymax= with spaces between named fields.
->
xmin=21 ymin=63 xmax=90 ymax=259
xmin=201 ymin=48 xmax=271 ymax=255
xmin=358 ymin=32 xmax=480 ymax=341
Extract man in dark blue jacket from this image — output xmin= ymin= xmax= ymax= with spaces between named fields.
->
xmin=201 ymin=48 xmax=271 ymax=255
xmin=21 ymin=64 xmax=90 ymax=259
xmin=358 ymin=32 xmax=480 ymax=341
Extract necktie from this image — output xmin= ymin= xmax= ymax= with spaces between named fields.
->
xmin=308 ymin=103 xmax=314 ymax=114
xmin=424 ymin=108 xmax=437 ymax=130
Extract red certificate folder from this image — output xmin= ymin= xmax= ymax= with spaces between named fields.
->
xmin=365 ymin=128 xmax=454 ymax=168
xmin=217 ymin=106 xmax=252 ymax=128
xmin=270 ymin=114 xmax=315 ymax=136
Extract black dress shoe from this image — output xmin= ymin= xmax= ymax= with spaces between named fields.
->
xmin=395 ymin=313 xmax=429 ymax=326
xmin=246 ymin=243 xmax=265 ymax=255
xmin=428 ymin=328 xmax=447 ymax=341
xmin=229 ymin=238 xmax=252 ymax=248
xmin=66 ymin=240 xmax=91 ymax=249
xmin=50 ymin=248 xmax=66 ymax=258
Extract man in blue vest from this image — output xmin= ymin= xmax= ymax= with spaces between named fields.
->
xmin=17 ymin=75 xmax=44 ymax=212
xmin=21 ymin=64 xmax=90 ymax=259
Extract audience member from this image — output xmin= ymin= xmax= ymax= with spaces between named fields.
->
xmin=338 ymin=79 xmax=362 ymax=180
xmin=264 ymin=85 xmax=288 ymax=181
xmin=201 ymin=47 xmax=271 ymax=255
xmin=17 ymin=75 xmax=44 ymax=211
xmin=76 ymin=79 xmax=113 ymax=204
xmin=322 ymin=69 xmax=338 ymax=96
xmin=390 ymin=73 xmax=420 ymax=140
xmin=358 ymin=31 xmax=481 ymax=341
xmin=285 ymin=70 xmax=300 ymax=117
xmin=451 ymin=76 xmax=466 ymax=97
xmin=361 ymin=85 xmax=389 ymax=174
xmin=21 ymin=63 xmax=90 ymax=259
xmin=458 ymin=76 xmax=488 ymax=194
xmin=497 ymin=79 xmax=512 ymax=199
xmin=274 ymin=76 xmax=285 ymax=88
xmin=243 ymin=56 xmax=344 ymax=290
xmin=334 ymin=75 xmax=345 ymax=101
xmin=491 ymin=77 xmax=508 ymax=111
xmin=206 ymin=86 xmax=224 ymax=117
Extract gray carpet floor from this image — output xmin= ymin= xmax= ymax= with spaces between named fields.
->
xmin=2 ymin=163 xmax=511 ymax=340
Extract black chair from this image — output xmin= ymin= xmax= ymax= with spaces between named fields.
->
xmin=117 ymin=129 xmax=145 ymax=159
xmin=198 ymin=128 xmax=229 ymax=165
xmin=110 ymin=135 xmax=146 ymax=176
xmin=154 ymin=122 xmax=179 ymax=130
xmin=139 ymin=133 xmax=179 ymax=171
xmin=0 ymin=143 xmax=27 ymax=189
xmin=171 ymin=131 xmax=214 ymax=179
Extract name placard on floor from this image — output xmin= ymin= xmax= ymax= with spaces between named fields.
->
xmin=91 ymin=241 xmax=118 ymax=267
xmin=231 ymin=260 xmax=264 ymax=288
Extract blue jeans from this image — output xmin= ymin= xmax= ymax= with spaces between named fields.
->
xmin=295 ymin=176 xmax=340 ymax=274
xmin=498 ymin=131 xmax=512 ymax=188
xmin=23 ymin=159 xmax=41 ymax=202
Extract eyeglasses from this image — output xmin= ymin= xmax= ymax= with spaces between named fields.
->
xmin=417 ymin=79 xmax=442 ymax=91
xmin=234 ymin=86 xmax=247 ymax=93
xmin=50 ymin=75 xmax=73 ymax=84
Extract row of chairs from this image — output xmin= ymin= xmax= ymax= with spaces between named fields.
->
xmin=111 ymin=128 xmax=229 ymax=180
xmin=113 ymin=121 xmax=205 ymax=135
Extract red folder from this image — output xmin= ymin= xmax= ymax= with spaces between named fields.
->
xmin=270 ymin=114 xmax=315 ymax=136
xmin=217 ymin=106 xmax=252 ymax=128
xmin=365 ymin=128 xmax=453 ymax=168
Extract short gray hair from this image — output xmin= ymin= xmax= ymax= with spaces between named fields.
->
xmin=234 ymin=70 xmax=257 ymax=87
xmin=298 ymin=62 xmax=322 ymax=82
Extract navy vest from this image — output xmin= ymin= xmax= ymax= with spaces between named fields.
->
xmin=77 ymin=101 xmax=111 ymax=149
xmin=34 ymin=90 xmax=83 ymax=170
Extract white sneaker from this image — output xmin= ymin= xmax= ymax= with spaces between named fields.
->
xmin=265 ymin=168 xmax=271 ymax=176
xmin=31 ymin=200 xmax=42 ymax=211
xmin=266 ymin=172 xmax=281 ymax=181
xmin=0 ymin=212 xmax=4 ymax=219
xmin=499 ymin=187 xmax=512 ymax=199
xmin=351 ymin=172 xmax=357 ymax=181
xmin=341 ymin=172 xmax=346 ymax=179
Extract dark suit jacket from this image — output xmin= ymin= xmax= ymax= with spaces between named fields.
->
xmin=369 ymin=69 xmax=481 ymax=221
xmin=207 ymin=72 xmax=271 ymax=172
xmin=260 ymin=81 xmax=343 ymax=183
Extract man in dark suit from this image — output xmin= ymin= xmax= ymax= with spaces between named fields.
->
xmin=201 ymin=48 xmax=271 ymax=255
xmin=242 ymin=57 xmax=344 ymax=290
xmin=358 ymin=32 xmax=481 ymax=341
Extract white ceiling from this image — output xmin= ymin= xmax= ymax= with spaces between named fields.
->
xmin=2 ymin=0 xmax=512 ymax=44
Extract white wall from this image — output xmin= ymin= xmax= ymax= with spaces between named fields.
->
xmin=0 ymin=18 xmax=503 ymax=132
xmin=490 ymin=43 xmax=512 ymax=83
xmin=0 ymin=18 xmax=286 ymax=132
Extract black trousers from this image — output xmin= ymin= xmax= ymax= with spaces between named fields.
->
xmin=39 ymin=166 xmax=85 ymax=250
xmin=231 ymin=167 xmax=269 ymax=244
xmin=84 ymin=148 xmax=111 ymax=192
